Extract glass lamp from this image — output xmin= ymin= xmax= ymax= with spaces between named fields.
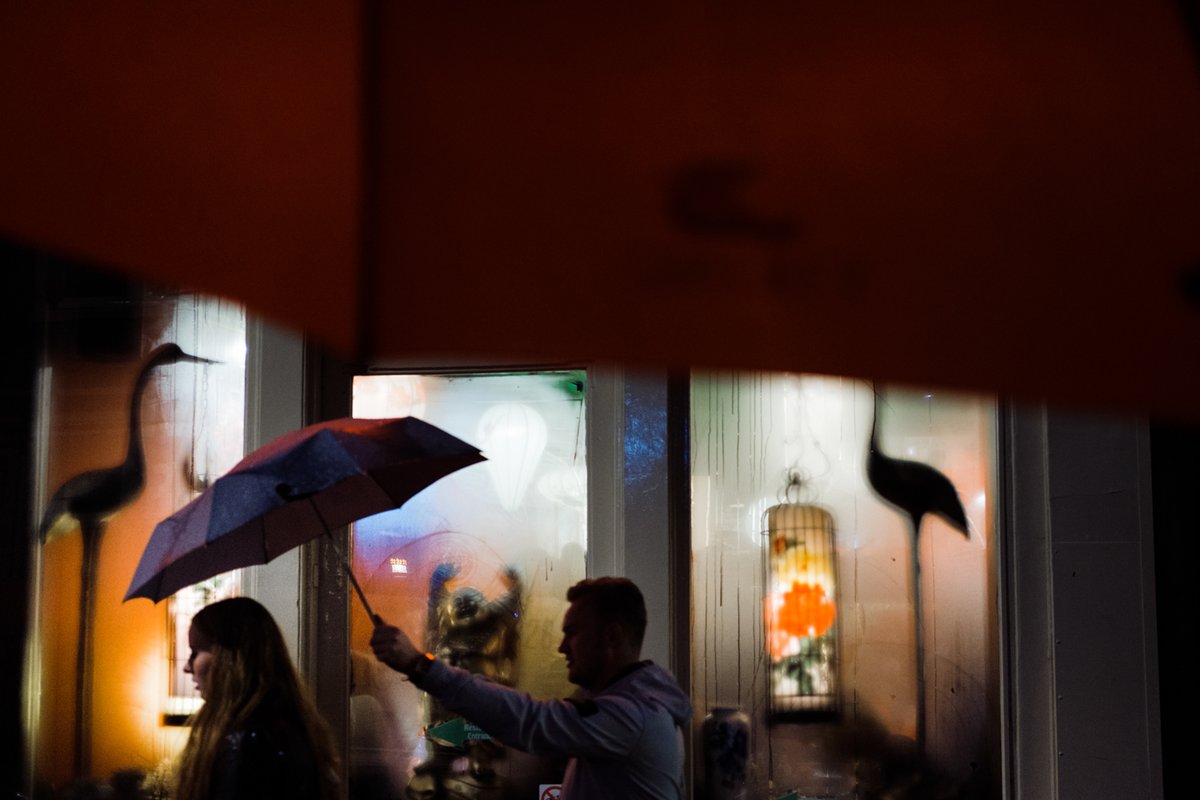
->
xmin=763 ymin=501 xmax=839 ymax=716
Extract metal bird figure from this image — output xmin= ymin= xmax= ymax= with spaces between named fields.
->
xmin=865 ymin=386 xmax=969 ymax=767
xmin=38 ymin=342 xmax=215 ymax=777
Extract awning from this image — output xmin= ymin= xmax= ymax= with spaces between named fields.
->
xmin=3 ymin=2 xmax=1198 ymax=419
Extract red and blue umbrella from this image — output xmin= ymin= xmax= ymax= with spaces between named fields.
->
xmin=124 ymin=416 xmax=485 ymax=618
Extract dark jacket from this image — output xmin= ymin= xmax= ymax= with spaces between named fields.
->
xmin=209 ymin=691 xmax=326 ymax=800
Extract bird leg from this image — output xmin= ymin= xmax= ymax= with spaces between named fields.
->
xmin=75 ymin=518 xmax=101 ymax=778
xmin=910 ymin=521 xmax=927 ymax=769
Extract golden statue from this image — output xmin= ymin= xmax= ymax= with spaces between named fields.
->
xmin=408 ymin=562 xmax=522 ymax=800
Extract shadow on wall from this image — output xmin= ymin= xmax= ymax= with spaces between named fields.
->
xmin=766 ymin=711 xmax=995 ymax=800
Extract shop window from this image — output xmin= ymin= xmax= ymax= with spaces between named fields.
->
xmin=162 ymin=573 xmax=243 ymax=725
xmin=30 ymin=278 xmax=245 ymax=794
xmin=692 ymin=373 xmax=997 ymax=799
xmin=348 ymin=371 xmax=587 ymax=800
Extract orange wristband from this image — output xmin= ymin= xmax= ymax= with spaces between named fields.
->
xmin=406 ymin=652 xmax=435 ymax=679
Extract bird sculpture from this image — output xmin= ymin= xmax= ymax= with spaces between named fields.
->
xmin=38 ymin=342 xmax=215 ymax=777
xmin=864 ymin=386 xmax=969 ymax=767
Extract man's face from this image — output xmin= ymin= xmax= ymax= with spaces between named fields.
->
xmin=558 ymin=598 xmax=604 ymax=690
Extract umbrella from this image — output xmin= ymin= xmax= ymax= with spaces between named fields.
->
xmin=123 ymin=416 xmax=486 ymax=619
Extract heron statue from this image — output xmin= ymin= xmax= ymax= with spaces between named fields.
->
xmin=864 ymin=385 xmax=969 ymax=767
xmin=38 ymin=342 xmax=215 ymax=776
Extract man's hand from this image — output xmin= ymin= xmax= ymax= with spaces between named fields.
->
xmin=370 ymin=619 xmax=422 ymax=674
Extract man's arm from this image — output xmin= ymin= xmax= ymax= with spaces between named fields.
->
xmin=370 ymin=622 xmax=644 ymax=759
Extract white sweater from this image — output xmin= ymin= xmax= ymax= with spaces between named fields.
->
xmin=414 ymin=658 xmax=693 ymax=799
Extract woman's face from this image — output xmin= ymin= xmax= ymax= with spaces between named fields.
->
xmin=184 ymin=623 xmax=214 ymax=699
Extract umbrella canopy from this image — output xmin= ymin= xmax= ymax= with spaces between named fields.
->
xmin=124 ymin=416 xmax=486 ymax=604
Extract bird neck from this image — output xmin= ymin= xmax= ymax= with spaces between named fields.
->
xmin=869 ymin=390 xmax=881 ymax=453
xmin=122 ymin=356 xmax=160 ymax=470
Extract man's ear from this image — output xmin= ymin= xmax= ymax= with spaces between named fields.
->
xmin=601 ymin=621 xmax=626 ymax=650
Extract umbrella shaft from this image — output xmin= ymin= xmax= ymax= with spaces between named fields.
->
xmin=322 ymin=531 xmax=378 ymax=624
xmin=345 ymin=560 xmax=377 ymax=622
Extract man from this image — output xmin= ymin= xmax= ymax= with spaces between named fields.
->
xmin=370 ymin=576 xmax=692 ymax=799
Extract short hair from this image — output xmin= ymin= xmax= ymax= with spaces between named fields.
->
xmin=566 ymin=577 xmax=647 ymax=650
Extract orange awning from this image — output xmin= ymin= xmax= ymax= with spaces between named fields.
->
xmin=3 ymin=2 xmax=1198 ymax=419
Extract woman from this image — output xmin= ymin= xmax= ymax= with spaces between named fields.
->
xmin=177 ymin=597 xmax=341 ymax=800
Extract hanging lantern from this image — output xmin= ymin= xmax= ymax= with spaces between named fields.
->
xmin=763 ymin=501 xmax=839 ymax=716
xmin=477 ymin=402 xmax=548 ymax=511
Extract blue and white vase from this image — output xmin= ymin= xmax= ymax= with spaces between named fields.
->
xmin=702 ymin=706 xmax=749 ymax=800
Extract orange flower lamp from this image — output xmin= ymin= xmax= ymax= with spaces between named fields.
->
xmin=764 ymin=502 xmax=839 ymax=715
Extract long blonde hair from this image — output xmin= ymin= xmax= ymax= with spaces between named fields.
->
xmin=175 ymin=597 xmax=340 ymax=800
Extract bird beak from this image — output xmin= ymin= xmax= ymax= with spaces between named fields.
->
xmin=180 ymin=352 xmax=220 ymax=366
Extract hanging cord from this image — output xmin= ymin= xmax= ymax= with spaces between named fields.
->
xmin=778 ymin=468 xmax=812 ymax=506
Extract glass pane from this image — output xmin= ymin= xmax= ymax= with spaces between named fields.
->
xmin=30 ymin=277 xmax=246 ymax=794
xmin=691 ymin=372 xmax=998 ymax=799
xmin=349 ymin=371 xmax=587 ymax=800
